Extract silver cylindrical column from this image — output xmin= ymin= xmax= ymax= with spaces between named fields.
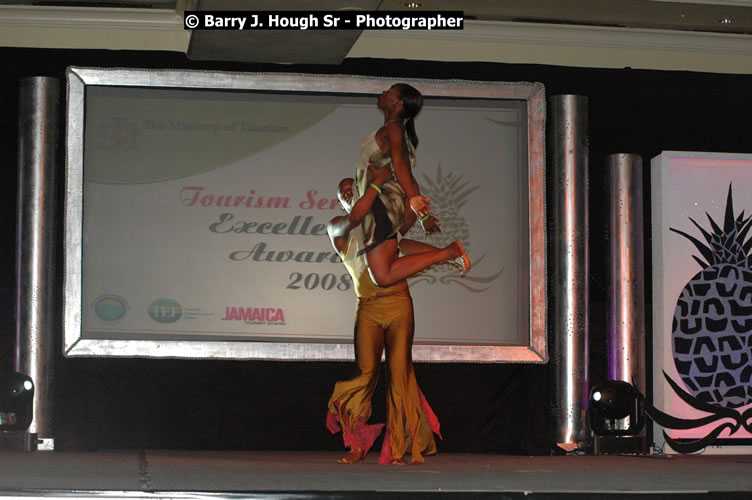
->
xmin=550 ymin=95 xmax=590 ymax=449
xmin=15 ymin=77 xmax=61 ymax=450
xmin=607 ymin=154 xmax=646 ymax=396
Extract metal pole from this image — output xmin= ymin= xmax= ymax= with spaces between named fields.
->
xmin=14 ymin=76 xmax=60 ymax=451
xmin=550 ymin=95 xmax=590 ymax=450
xmin=607 ymin=154 xmax=647 ymax=398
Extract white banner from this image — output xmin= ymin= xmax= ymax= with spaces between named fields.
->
xmin=652 ymin=151 xmax=752 ymax=452
xmin=80 ymin=86 xmax=527 ymax=346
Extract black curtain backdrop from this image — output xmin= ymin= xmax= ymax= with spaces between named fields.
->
xmin=1 ymin=47 xmax=750 ymax=455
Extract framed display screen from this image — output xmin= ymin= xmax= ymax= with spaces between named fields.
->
xmin=64 ymin=67 xmax=546 ymax=362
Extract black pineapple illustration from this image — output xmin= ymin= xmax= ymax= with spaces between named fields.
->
xmin=670 ymin=184 xmax=752 ymax=409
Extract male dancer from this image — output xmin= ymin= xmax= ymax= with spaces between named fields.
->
xmin=326 ymin=165 xmax=469 ymax=464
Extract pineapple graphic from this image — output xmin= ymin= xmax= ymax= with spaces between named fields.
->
xmin=405 ymin=163 xmax=478 ymax=272
xmin=670 ymin=184 xmax=752 ymax=409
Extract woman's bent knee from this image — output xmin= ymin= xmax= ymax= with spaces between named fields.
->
xmin=368 ymin=267 xmax=399 ymax=288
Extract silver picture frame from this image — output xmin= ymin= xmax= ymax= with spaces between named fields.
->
xmin=64 ymin=67 xmax=547 ymax=362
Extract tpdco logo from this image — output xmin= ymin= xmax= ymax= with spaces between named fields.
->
xmin=148 ymin=298 xmax=183 ymax=324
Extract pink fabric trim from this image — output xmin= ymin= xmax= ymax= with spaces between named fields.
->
xmin=327 ymin=400 xmax=384 ymax=456
xmin=343 ymin=416 xmax=384 ymax=454
xmin=326 ymin=410 xmax=340 ymax=434
xmin=419 ymin=389 xmax=443 ymax=440
xmin=379 ymin=428 xmax=392 ymax=465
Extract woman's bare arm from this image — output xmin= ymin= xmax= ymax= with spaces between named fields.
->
xmin=384 ymin=123 xmax=440 ymax=234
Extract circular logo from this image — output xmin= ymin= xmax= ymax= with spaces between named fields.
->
xmin=148 ymin=298 xmax=183 ymax=324
xmin=93 ymin=295 xmax=128 ymax=321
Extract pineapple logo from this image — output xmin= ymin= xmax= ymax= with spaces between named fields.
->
xmin=405 ymin=164 xmax=503 ymax=292
xmin=651 ymin=183 xmax=752 ymax=452
xmin=670 ymin=184 xmax=752 ymax=409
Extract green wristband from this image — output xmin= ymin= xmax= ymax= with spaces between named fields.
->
xmin=419 ymin=213 xmax=430 ymax=222
xmin=370 ymin=183 xmax=382 ymax=194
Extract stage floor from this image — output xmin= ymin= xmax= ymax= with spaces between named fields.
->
xmin=0 ymin=450 xmax=751 ymax=499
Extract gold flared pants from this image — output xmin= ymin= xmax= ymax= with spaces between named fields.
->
xmin=327 ymin=291 xmax=441 ymax=464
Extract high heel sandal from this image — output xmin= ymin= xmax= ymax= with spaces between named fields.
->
xmin=450 ymin=240 xmax=471 ymax=276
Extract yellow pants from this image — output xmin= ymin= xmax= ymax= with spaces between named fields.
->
xmin=327 ymin=291 xmax=442 ymax=464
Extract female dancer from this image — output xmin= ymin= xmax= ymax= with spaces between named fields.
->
xmin=326 ymin=166 xmax=468 ymax=465
xmin=354 ymin=83 xmax=470 ymax=287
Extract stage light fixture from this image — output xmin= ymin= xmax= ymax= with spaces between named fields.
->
xmin=0 ymin=372 xmax=34 ymax=432
xmin=589 ymin=380 xmax=645 ymax=437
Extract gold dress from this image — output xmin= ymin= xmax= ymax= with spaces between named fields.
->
xmin=326 ymin=227 xmax=442 ymax=464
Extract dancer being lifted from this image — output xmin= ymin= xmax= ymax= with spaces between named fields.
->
xmin=352 ymin=83 xmax=470 ymax=287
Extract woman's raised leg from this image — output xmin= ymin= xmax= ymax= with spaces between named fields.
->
xmin=365 ymin=238 xmax=469 ymax=288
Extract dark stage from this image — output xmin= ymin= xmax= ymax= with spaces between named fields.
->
xmin=0 ymin=450 xmax=751 ymax=499
xmin=2 ymin=47 xmax=752 ymax=500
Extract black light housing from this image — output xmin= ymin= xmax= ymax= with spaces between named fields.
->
xmin=0 ymin=372 xmax=34 ymax=432
xmin=589 ymin=380 xmax=645 ymax=436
